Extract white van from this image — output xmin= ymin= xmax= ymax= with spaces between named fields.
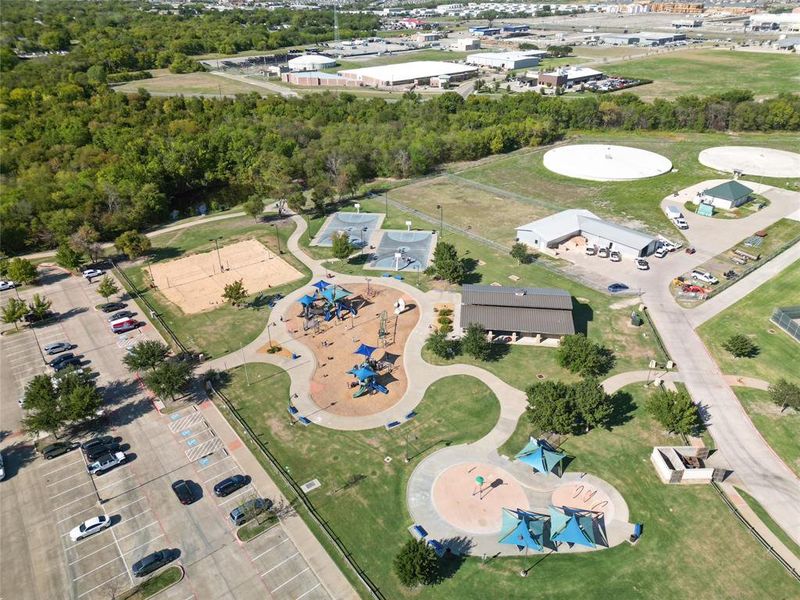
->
xmin=664 ymin=206 xmax=682 ymax=220
xmin=111 ymin=318 xmax=138 ymax=334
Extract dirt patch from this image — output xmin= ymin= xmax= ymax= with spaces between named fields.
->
xmin=288 ymin=283 xmax=419 ymax=417
xmin=150 ymin=239 xmax=303 ymax=314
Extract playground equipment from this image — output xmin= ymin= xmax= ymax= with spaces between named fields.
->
xmin=378 ymin=310 xmax=389 ymax=347
xmin=347 ymin=364 xmax=389 ymax=397
xmin=298 ymin=281 xmax=359 ymax=324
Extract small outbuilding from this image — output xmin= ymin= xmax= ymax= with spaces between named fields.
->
xmin=695 ymin=180 xmax=753 ymax=210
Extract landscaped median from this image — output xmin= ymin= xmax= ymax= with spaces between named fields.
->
xmin=119 ymin=566 xmax=183 ymax=600
xmin=237 ymin=514 xmax=279 ymax=543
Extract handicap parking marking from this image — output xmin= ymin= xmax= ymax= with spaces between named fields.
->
xmin=186 ymin=438 xmax=198 ymax=447
xmin=181 ymin=429 xmax=192 ymax=437
xmin=170 ymin=412 xmax=182 ymax=421
xmin=186 ymin=437 xmax=223 ymax=462
xmin=197 ymin=456 xmax=210 ymax=468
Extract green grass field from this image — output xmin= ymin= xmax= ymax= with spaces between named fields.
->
xmin=220 ymin=367 xmax=800 ymax=599
xmin=451 ymin=131 xmax=800 ymax=237
xmin=115 ymin=70 xmax=272 ymax=96
xmin=736 ymin=487 xmax=800 ymax=559
xmin=606 ymin=49 xmax=800 ymax=100
xmin=121 ymin=216 xmax=310 ymax=358
xmin=697 ymin=260 xmax=800 ymax=385
xmin=734 ymin=387 xmax=800 ymax=478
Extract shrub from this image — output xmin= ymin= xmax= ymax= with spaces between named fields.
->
xmin=722 ymin=334 xmax=758 ymax=358
xmin=645 ymin=387 xmax=700 ymax=435
xmin=556 ymin=334 xmax=614 ymax=377
xmin=393 ymin=539 xmax=438 ymax=588
xmin=462 ymin=323 xmax=491 ymax=360
xmin=768 ymin=379 xmax=800 ymax=413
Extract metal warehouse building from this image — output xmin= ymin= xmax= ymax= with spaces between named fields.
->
xmin=516 ymin=209 xmax=658 ymax=258
xmin=465 ymin=51 xmax=546 ymax=70
xmin=459 ymin=285 xmax=575 ymax=344
xmin=338 ymin=61 xmax=477 ymax=87
xmin=287 ymin=54 xmax=337 ymax=72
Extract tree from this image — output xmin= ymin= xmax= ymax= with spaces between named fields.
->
xmin=286 ymin=191 xmax=306 ymax=214
xmin=114 ymin=230 xmax=152 ymax=259
xmin=2 ymin=297 xmax=28 ymax=331
xmin=27 ymin=293 xmax=52 ymax=320
xmin=331 ymin=231 xmax=354 ymax=261
xmin=57 ymin=368 xmax=102 ymax=422
xmin=462 ymin=323 xmax=491 ymax=361
xmin=97 ymin=275 xmax=120 ymax=301
xmin=70 ymin=224 xmax=102 ymax=262
xmin=510 ymin=242 xmax=531 ymax=265
xmin=123 ymin=340 xmax=171 ymax=373
xmin=571 ymin=378 xmax=613 ymax=431
xmin=55 ymin=243 xmax=86 ymax=271
xmin=6 ymin=257 xmax=37 ymax=285
xmin=645 ymin=388 xmax=700 ymax=435
xmin=393 ymin=539 xmax=438 ymax=588
xmin=526 ymin=380 xmax=577 ymax=434
xmin=426 ymin=330 xmax=458 ymax=359
xmin=768 ymin=379 xmax=800 ymax=413
xmin=479 ymin=9 xmax=499 ymax=27
xmin=242 ymin=196 xmax=264 ymax=222
xmin=431 ymin=241 xmax=465 ymax=284
xmin=222 ymin=279 xmax=248 ymax=307
xmin=557 ymin=334 xmax=614 ymax=377
xmin=143 ymin=360 xmax=193 ymax=402
xmin=722 ymin=334 xmax=759 ymax=358
xmin=21 ymin=375 xmax=63 ymax=437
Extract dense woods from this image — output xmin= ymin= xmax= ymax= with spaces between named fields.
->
xmin=1 ymin=1 xmax=799 ymax=255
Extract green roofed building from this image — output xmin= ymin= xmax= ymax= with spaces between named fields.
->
xmin=696 ymin=180 xmax=753 ymax=211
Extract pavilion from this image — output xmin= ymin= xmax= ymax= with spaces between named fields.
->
xmin=515 ymin=438 xmax=568 ymax=476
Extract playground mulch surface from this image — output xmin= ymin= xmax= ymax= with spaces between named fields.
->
xmin=288 ymin=283 xmax=418 ymax=417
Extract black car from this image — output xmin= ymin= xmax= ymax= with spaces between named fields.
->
xmin=85 ymin=442 xmax=121 ymax=462
xmin=42 ymin=441 xmax=80 ymax=460
xmin=82 ymin=436 xmax=115 ymax=453
xmin=49 ymin=352 xmax=75 ymax=368
xmin=53 ymin=357 xmax=82 ymax=372
xmin=107 ymin=310 xmax=135 ymax=322
xmin=230 ymin=497 xmax=272 ymax=526
xmin=171 ymin=480 xmax=196 ymax=505
xmin=213 ymin=474 xmax=248 ymax=497
xmin=607 ymin=283 xmax=630 ymax=294
xmin=100 ymin=302 xmax=127 ymax=313
xmin=131 ymin=550 xmax=173 ymax=578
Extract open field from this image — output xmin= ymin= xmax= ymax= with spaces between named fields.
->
xmin=734 ymin=387 xmax=800 ymax=478
xmin=736 ymin=487 xmax=800 ymax=558
xmin=221 ymin=366 xmax=800 ymax=599
xmin=453 ymin=131 xmax=800 ymax=236
xmin=697 ymin=260 xmax=800 ymax=385
xmin=115 ymin=70 xmax=272 ymax=96
xmin=606 ymin=49 xmax=800 ymax=100
xmin=121 ymin=216 xmax=310 ymax=358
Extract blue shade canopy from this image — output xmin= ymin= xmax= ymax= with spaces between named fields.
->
xmin=516 ymin=438 xmax=567 ymax=475
xmin=548 ymin=505 xmax=571 ymax=536
xmin=354 ymin=344 xmax=376 ymax=358
xmin=498 ymin=509 xmax=546 ymax=551
xmin=298 ymin=294 xmax=316 ymax=306
xmin=549 ymin=506 xmax=596 ymax=548
xmin=312 ymin=280 xmax=331 ymax=290
xmin=321 ymin=286 xmax=351 ymax=303
xmin=351 ymin=366 xmax=377 ymax=381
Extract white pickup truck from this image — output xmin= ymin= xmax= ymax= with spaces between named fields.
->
xmin=665 ymin=205 xmax=689 ymax=230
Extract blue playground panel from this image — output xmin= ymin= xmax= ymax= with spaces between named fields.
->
xmin=315 ymin=212 xmax=382 ymax=247
xmin=369 ymin=230 xmax=434 ymax=271
xmin=187 ymin=438 xmax=198 ymax=447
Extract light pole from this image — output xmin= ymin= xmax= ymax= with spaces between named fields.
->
xmin=360 ymin=226 xmax=368 ymax=254
xmin=209 ymin=237 xmax=223 ymax=272
xmin=436 ymin=204 xmax=443 ymax=238
xmin=147 ymin=258 xmax=156 ymax=288
xmin=384 ymin=191 xmax=388 ymax=217
xmin=273 ymin=224 xmax=282 ymax=254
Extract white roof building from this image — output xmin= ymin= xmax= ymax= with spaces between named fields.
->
xmin=465 ymin=51 xmax=546 ymax=70
xmin=287 ymin=54 xmax=336 ymax=72
xmin=339 ymin=61 xmax=477 ymax=86
xmin=516 ymin=209 xmax=658 ymax=258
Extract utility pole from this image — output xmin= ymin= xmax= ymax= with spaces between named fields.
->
xmin=273 ymin=223 xmax=282 ymax=254
xmin=436 ymin=204 xmax=443 ymax=238
xmin=209 ymin=237 xmax=223 ymax=272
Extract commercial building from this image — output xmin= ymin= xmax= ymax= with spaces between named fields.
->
xmin=529 ymin=67 xmax=604 ymax=88
xmin=695 ymin=180 xmax=753 ymax=211
xmin=468 ymin=26 xmax=501 ymax=36
xmin=603 ymin=33 xmax=641 ymax=45
xmin=501 ymin=24 xmax=530 ymax=34
xmin=639 ymin=31 xmax=687 ymax=45
xmin=287 ymin=54 xmax=336 ymax=72
xmin=453 ymin=37 xmax=481 ymax=51
xmin=339 ymin=61 xmax=477 ymax=87
xmin=281 ymin=71 xmax=359 ymax=87
xmin=516 ymin=209 xmax=658 ymax=258
xmin=672 ymin=19 xmax=702 ymax=28
xmin=465 ymin=51 xmax=545 ymax=70
xmin=650 ymin=2 xmax=703 ymax=14
xmin=459 ymin=284 xmax=575 ymax=343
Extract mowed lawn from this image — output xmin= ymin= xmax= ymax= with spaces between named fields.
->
xmin=121 ymin=216 xmax=310 ymax=358
xmin=454 ymin=131 xmax=800 ymax=236
xmin=606 ymin=49 xmax=800 ymax=100
xmin=697 ymin=260 xmax=800 ymax=385
xmin=734 ymin=387 xmax=800 ymax=478
xmin=220 ymin=366 xmax=800 ymax=599
xmin=115 ymin=70 xmax=272 ymax=96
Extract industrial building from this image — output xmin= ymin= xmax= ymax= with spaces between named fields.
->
xmin=338 ymin=61 xmax=477 ymax=87
xmin=516 ymin=209 xmax=658 ymax=258
xmin=639 ymin=31 xmax=687 ymax=45
xmin=694 ymin=181 xmax=753 ymax=211
xmin=465 ymin=50 xmax=545 ymax=70
xmin=453 ymin=37 xmax=481 ymax=51
xmin=281 ymin=71 xmax=359 ymax=87
xmin=287 ymin=54 xmax=337 ymax=72
xmin=529 ymin=67 xmax=604 ymax=88
xmin=459 ymin=284 xmax=575 ymax=343
xmin=603 ymin=33 xmax=641 ymax=45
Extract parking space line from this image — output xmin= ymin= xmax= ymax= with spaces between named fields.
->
xmin=251 ymin=536 xmax=289 ymax=561
xmin=122 ymin=534 xmax=164 ymax=556
xmin=73 ymin=555 xmax=124 ymax=581
xmin=67 ymin=527 xmax=115 ymax=549
xmin=46 ymin=469 xmax=88 ymax=486
xmin=105 ymin=497 xmax=146 ymax=513
xmin=96 ymin=474 xmax=134 ymax=492
xmin=76 ymin=571 xmax=129 ymax=598
xmin=271 ymin=567 xmax=310 ymax=593
xmin=296 ymin=583 xmax=322 ymax=600
xmin=115 ymin=522 xmax=158 ymax=543
xmin=121 ymin=507 xmax=152 ymax=521
xmin=49 ymin=480 xmax=93 ymax=498
xmin=217 ymin=486 xmax=255 ymax=507
xmin=42 ymin=458 xmax=84 ymax=476
xmin=260 ymin=552 xmax=299 ymax=577
xmin=197 ymin=455 xmax=230 ymax=472
xmin=53 ymin=490 xmax=99 ymax=511
xmin=57 ymin=505 xmax=98 ymax=524
xmin=203 ymin=467 xmax=236 ymax=484
xmin=67 ymin=539 xmax=118 ymax=563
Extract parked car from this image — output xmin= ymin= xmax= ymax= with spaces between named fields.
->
xmin=691 ymin=270 xmax=718 ymax=285
xmin=584 ymin=246 xmax=596 ymax=256
xmin=69 ymin=515 xmax=111 ymax=542
xmin=108 ymin=311 xmax=134 ymax=322
xmin=607 ymin=283 xmax=630 ymax=294
xmin=41 ymin=441 xmax=81 ymax=459
xmin=82 ymin=269 xmax=104 ymax=279
xmin=53 ymin=357 xmax=82 ymax=372
xmin=609 ymin=251 xmax=621 ymax=262
xmin=49 ymin=352 xmax=75 ymax=368
xmin=45 ymin=342 xmax=73 ymax=355
xmin=654 ymin=247 xmax=668 ymax=259
xmin=0 ymin=280 xmax=17 ymax=291
xmin=673 ymin=217 xmax=689 ymax=230
xmin=635 ymin=258 xmax=650 ymax=270
xmin=230 ymin=497 xmax=273 ymax=526
xmin=82 ymin=436 xmax=114 ymax=452
xmin=99 ymin=302 xmax=127 ymax=313
xmin=85 ymin=442 xmax=121 ymax=462
xmin=132 ymin=550 xmax=174 ymax=578
xmin=0 ymin=452 xmax=5 ymax=480
xmin=87 ymin=451 xmax=126 ymax=475
xmin=213 ymin=474 xmax=248 ymax=497
xmin=171 ymin=480 xmax=196 ymax=505
xmin=597 ymin=247 xmax=610 ymax=258
xmin=111 ymin=319 xmax=139 ymax=334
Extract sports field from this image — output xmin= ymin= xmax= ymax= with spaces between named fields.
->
xmin=606 ymin=49 xmax=800 ymax=100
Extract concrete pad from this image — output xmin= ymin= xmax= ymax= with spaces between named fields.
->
xmin=543 ymin=144 xmax=672 ymax=181
xmin=699 ymin=146 xmax=800 ymax=178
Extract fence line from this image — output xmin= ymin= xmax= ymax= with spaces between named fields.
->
xmin=771 ymin=306 xmax=800 ymax=343
xmin=209 ymin=383 xmax=386 ymax=600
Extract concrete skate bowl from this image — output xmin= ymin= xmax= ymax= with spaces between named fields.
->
xmin=543 ymin=144 xmax=673 ymax=181
xmin=312 ymin=212 xmax=383 ymax=247
xmin=699 ymin=146 xmax=800 ymax=178
xmin=368 ymin=230 xmax=434 ymax=271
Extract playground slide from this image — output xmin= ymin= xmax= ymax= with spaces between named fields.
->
xmin=353 ymin=384 xmax=370 ymax=398
xmin=372 ymin=382 xmax=389 ymax=394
